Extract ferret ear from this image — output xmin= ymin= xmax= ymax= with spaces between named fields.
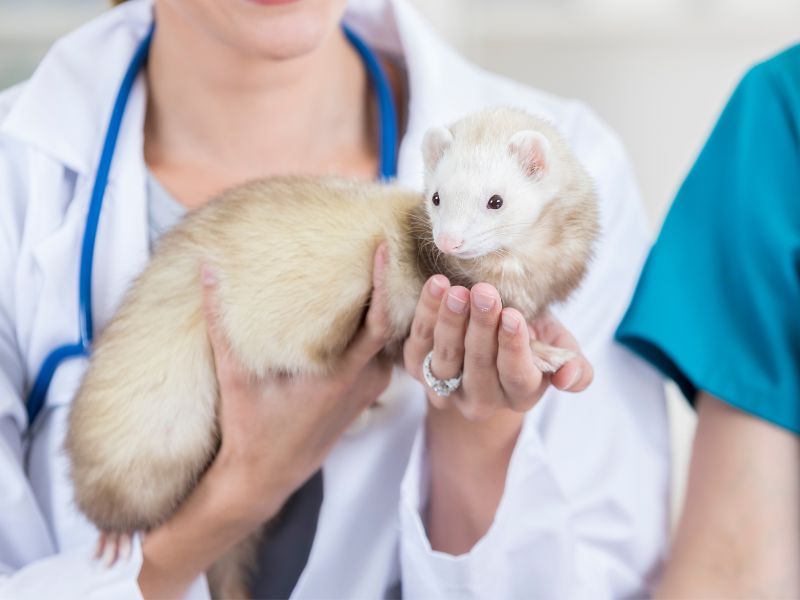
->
xmin=508 ymin=130 xmax=551 ymax=180
xmin=422 ymin=126 xmax=454 ymax=174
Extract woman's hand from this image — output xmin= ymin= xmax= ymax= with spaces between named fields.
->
xmin=205 ymin=246 xmax=394 ymax=525
xmin=138 ymin=246 xmax=393 ymax=599
xmin=404 ymin=274 xmax=592 ymax=419
xmin=403 ymin=275 xmax=593 ymax=554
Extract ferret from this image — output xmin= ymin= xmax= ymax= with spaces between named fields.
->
xmin=65 ymin=107 xmax=598 ymax=598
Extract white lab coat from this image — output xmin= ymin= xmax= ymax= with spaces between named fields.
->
xmin=0 ymin=0 xmax=670 ymax=598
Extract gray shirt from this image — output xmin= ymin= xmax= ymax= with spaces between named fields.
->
xmin=146 ymin=169 xmax=187 ymax=248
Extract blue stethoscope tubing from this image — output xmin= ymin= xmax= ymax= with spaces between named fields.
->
xmin=26 ymin=22 xmax=398 ymax=427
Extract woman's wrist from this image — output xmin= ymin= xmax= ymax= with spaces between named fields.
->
xmin=138 ymin=459 xmax=287 ymax=599
xmin=426 ymin=402 xmax=523 ymax=467
xmin=424 ymin=403 xmax=523 ymax=554
xmin=209 ymin=446 xmax=294 ymax=525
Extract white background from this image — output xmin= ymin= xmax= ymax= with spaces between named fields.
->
xmin=2 ymin=0 xmax=798 ymax=526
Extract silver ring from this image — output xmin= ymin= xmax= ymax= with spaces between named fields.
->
xmin=422 ymin=351 xmax=462 ymax=397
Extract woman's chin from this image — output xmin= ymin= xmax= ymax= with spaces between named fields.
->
xmin=170 ymin=0 xmax=347 ymax=61
xmin=229 ymin=0 xmax=346 ymax=60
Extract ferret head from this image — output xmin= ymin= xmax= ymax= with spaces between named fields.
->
xmin=421 ymin=109 xmax=564 ymax=259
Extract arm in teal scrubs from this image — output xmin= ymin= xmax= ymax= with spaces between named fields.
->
xmin=616 ymin=45 xmax=800 ymax=435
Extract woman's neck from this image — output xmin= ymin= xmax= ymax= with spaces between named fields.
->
xmin=144 ymin=3 xmax=379 ymax=207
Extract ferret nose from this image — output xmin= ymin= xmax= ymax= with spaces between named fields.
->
xmin=435 ymin=234 xmax=464 ymax=254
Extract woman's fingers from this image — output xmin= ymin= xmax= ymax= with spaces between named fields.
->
xmin=404 ymin=275 xmax=450 ymax=408
xmin=430 ymin=285 xmax=470 ymax=401
xmin=421 ymin=286 xmax=469 ymax=409
xmin=403 ymin=275 xmax=449 ymax=382
xmin=459 ymin=283 xmax=504 ymax=420
xmin=497 ymin=308 xmax=544 ymax=411
xmin=199 ymin=264 xmax=248 ymax=391
xmin=199 ymin=265 xmax=224 ymax=349
xmin=328 ymin=245 xmax=395 ymax=423
xmin=340 ymin=244 xmax=393 ymax=382
xmin=531 ymin=312 xmax=593 ymax=392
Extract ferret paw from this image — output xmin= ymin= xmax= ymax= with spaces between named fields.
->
xmin=530 ymin=341 xmax=576 ymax=374
xmin=94 ymin=531 xmax=133 ymax=567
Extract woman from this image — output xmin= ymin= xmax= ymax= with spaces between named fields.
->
xmin=617 ymin=44 xmax=800 ymax=597
xmin=0 ymin=0 xmax=670 ymax=598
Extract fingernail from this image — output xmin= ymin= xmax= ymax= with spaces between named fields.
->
xmin=473 ymin=292 xmax=495 ymax=312
xmin=446 ymin=291 xmax=467 ymax=314
xmin=429 ymin=276 xmax=447 ymax=299
xmin=565 ymin=367 xmax=583 ymax=390
xmin=201 ymin=265 xmax=217 ymax=285
xmin=501 ymin=311 xmax=519 ymax=333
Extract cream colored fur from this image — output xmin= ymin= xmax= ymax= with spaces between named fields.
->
xmin=65 ymin=108 xmax=599 ymax=598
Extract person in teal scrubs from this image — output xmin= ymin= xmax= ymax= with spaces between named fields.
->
xmin=617 ymin=45 xmax=800 ymax=596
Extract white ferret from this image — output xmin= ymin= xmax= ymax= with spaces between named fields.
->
xmin=65 ymin=107 xmax=598 ymax=598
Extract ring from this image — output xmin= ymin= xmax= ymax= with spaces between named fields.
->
xmin=422 ymin=351 xmax=463 ymax=397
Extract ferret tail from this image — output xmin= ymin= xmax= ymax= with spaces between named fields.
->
xmin=66 ymin=262 xmax=219 ymax=533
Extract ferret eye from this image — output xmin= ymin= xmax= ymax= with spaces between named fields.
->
xmin=487 ymin=194 xmax=504 ymax=210
xmin=432 ymin=192 xmax=440 ymax=206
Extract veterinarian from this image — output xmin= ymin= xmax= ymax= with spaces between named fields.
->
xmin=617 ymin=45 xmax=800 ymax=597
xmin=0 ymin=0 xmax=670 ymax=598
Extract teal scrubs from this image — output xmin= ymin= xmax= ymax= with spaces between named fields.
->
xmin=616 ymin=44 xmax=800 ymax=435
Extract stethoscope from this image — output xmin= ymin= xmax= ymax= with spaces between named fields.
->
xmin=26 ymin=22 xmax=398 ymax=427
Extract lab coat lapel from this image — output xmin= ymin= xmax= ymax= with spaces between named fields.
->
xmin=22 ymin=42 xmax=150 ymax=409
xmin=1 ymin=0 xmax=153 ymax=175
xmin=32 ymin=82 xmax=149 ymax=407
xmin=0 ymin=0 xmax=154 ymax=394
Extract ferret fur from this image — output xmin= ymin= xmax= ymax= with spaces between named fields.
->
xmin=65 ymin=107 xmax=598 ymax=598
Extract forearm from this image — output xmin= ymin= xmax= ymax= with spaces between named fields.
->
xmin=138 ymin=459 xmax=285 ymax=599
xmin=424 ymin=405 xmax=522 ymax=554
xmin=657 ymin=393 xmax=800 ymax=598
